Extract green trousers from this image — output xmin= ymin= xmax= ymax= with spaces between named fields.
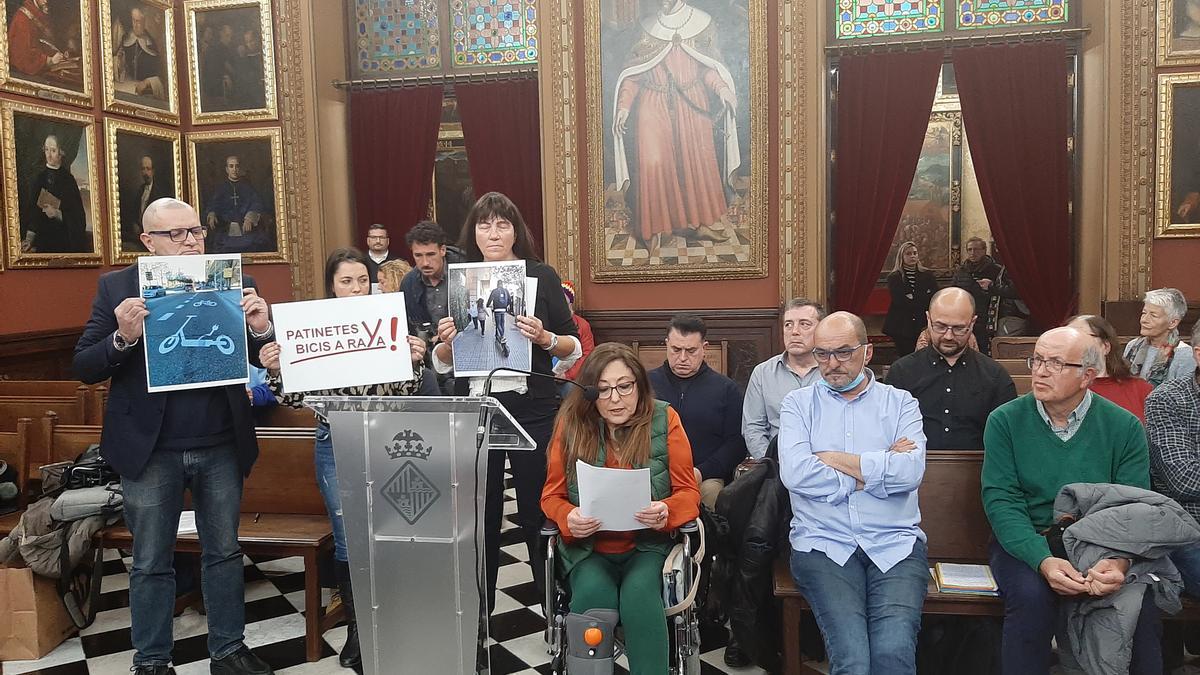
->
xmin=568 ymin=549 xmax=669 ymax=675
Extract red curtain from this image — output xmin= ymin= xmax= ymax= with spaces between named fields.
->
xmin=953 ymin=44 xmax=1073 ymax=329
xmin=349 ymin=85 xmax=444 ymax=261
xmin=833 ymin=51 xmax=942 ymax=314
xmin=456 ymin=79 xmax=544 ymax=256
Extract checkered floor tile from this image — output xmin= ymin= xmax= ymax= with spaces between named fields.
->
xmin=2 ymin=476 xmax=767 ymax=675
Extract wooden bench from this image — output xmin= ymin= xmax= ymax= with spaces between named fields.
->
xmin=0 ymin=380 xmax=107 ymax=426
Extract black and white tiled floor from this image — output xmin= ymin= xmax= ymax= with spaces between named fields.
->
xmin=2 ymin=482 xmax=767 ymax=675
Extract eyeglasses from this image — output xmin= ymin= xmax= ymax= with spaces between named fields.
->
xmin=366 ymin=235 xmax=388 ymax=241
xmin=596 ymin=381 xmax=636 ymax=400
xmin=812 ymin=344 xmax=865 ymax=363
xmin=146 ymin=225 xmax=207 ymax=242
xmin=929 ymin=322 xmax=972 ymax=337
xmin=1026 ymin=356 xmax=1086 ymax=375
xmin=476 ymin=219 xmax=514 ymax=233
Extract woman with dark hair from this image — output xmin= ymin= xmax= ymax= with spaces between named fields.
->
xmin=883 ymin=241 xmax=939 ymax=357
xmin=541 ymin=342 xmax=700 ymax=674
xmin=433 ymin=192 xmax=582 ymax=610
xmin=258 ymin=247 xmax=428 ymax=674
xmin=1067 ymin=314 xmax=1154 ymax=422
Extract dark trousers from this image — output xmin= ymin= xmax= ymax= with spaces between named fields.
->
xmin=989 ymin=540 xmax=1162 ymax=675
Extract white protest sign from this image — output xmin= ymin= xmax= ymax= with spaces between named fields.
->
xmin=272 ymin=293 xmax=414 ymax=393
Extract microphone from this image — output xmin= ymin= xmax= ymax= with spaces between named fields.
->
xmin=475 ymin=367 xmax=599 ymax=450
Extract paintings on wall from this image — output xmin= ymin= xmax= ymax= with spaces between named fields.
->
xmin=184 ymin=0 xmax=277 ymax=124
xmin=99 ymin=0 xmax=178 ymax=123
xmin=106 ymin=118 xmax=182 ymax=264
xmin=0 ymin=0 xmax=93 ymax=108
xmin=1159 ymin=0 xmax=1200 ymax=66
xmin=1156 ymin=73 xmax=1200 ymax=238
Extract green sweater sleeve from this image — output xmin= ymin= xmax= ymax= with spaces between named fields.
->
xmin=1114 ymin=414 xmax=1151 ymax=490
xmin=982 ymin=407 xmax=1052 ymax=570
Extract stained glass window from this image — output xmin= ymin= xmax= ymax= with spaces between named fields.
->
xmin=836 ymin=0 xmax=945 ymax=40
xmin=957 ymin=0 xmax=1068 ymax=30
xmin=354 ymin=0 xmax=441 ymax=76
xmin=450 ymin=0 xmax=538 ymax=67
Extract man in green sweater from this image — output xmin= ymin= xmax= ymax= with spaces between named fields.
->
xmin=982 ymin=327 xmax=1158 ymax=675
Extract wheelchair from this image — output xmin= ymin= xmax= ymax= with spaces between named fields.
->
xmin=540 ymin=519 xmax=705 ymax=675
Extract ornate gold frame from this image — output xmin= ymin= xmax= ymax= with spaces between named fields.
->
xmin=99 ymin=0 xmax=180 ymax=124
xmin=105 ymin=118 xmax=183 ymax=265
xmin=584 ymin=1 xmax=768 ymax=282
xmin=183 ymin=0 xmax=278 ymax=125
xmin=1155 ymin=73 xmax=1200 ymax=238
xmin=1157 ymin=0 xmax=1200 ymax=67
xmin=0 ymin=0 xmax=93 ymax=109
xmin=2 ymin=100 xmax=102 ymax=268
xmin=186 ymin=126 xmax=288 ymax=263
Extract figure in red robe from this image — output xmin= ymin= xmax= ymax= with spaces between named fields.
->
xmin=6 ymin=0 xmax=80 ymax=86
xmin=612 ymin=0 xmax=740 ymax=247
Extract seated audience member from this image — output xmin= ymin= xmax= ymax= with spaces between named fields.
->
xmin=914 ymin=326 xmax=979 ymax=352
xmin=883 ymin=241 xmax=939 ymax=357
xmin=648 ymin=314 xmax=747 ymax=509
xmin=887 ymin=287 xmax=1015 ymax=449
xmin=743 ymin=298 xmax=826 ymax=460
xmin=375 ymin=258 xmax=412 ymax=294
xmin=1123 ymin=287 xmax=1196 ymax=387
xmin=1148 ymin=320 xmax=1200 ymax=597
xmin=541 ymin=343 xmax=701 ymax=675
xmin=1068 ymin=314 xmax=1154 ymax=422
xmin=779 ymin=311 xmax=928 ymax=674
xmin=983 ymin=327 xmax=1159 ymax=675
xmin=554 ymin=280 xmax=593 ymax=381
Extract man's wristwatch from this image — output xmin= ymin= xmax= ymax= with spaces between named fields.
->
xmin=542 ymin=332 xmax=559 ymax=351
xmin=113 ymin=331 xmax=139 ymax=352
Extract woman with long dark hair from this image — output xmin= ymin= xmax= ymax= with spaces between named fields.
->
xmin=1067 ymin=314 xmax=1154 ymax=422
xmin=259 ymin=247 xmax=427 ymax=673
xmin=432 ymin=192 xmax=582 ymax=610
xmin=883 ymin=241 xmax=939 ymax=356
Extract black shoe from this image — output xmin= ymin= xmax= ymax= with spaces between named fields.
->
xmin=131 ymin=666 xmax=174 ymax=675
xmin=209 ymin=646 xmax=273 ymax=675
xmin=723 ymin=640 xmax=751 ymax=668
xmin=335 ymin=561 xmax=362 ymax=671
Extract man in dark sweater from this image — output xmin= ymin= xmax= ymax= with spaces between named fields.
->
xmin=648 ymin=313 xmax=746 ymax=508
xmin=982 ymin=327 xmax=1158 ymax=675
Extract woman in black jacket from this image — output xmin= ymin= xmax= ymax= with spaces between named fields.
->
xmin=883 ymin=241 xmax=939 ymax=357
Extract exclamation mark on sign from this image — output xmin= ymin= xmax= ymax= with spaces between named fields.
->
xmin=390 ymin=317 xmax=398 ymax=351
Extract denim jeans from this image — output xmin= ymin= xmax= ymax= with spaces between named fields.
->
xmin=789 ymin=540 xmax=928 ymax=675
xmin=1170 ymin=543 xmax=1200 ymax=599
xmin=122 ymin=442 xmax=246 ymax=665
xmin=315 ymin=422 xmax=347 ymax=562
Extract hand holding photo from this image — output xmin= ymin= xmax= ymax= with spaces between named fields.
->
xmin=447 ymin=260 xmax=532 ymax=377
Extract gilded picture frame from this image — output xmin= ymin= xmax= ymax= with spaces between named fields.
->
xmin=0 ymin=0 xmax=93 ymax=109
xmin=1156 ymin=73 xmax=1200 ymax=238
xmin=105 ymin=117 xmax=182 ymax=265
xmin=586 ymin=0 xmax=768 ymax=282
xmin=1158 ymin=0 xmax=1200 ymax=66
xmin=183 ymin=0 xmax=278 ymax=125
xmin=3 ymin=99 xmax=102 ymax=268
xmin=186 ymin=127 xmax=288 ymax=262
xmin=99 ymin=0 xmax=180 ymax=124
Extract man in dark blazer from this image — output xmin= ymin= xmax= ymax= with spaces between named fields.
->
xmin=73 ymin=198 xmax=274 ymax=675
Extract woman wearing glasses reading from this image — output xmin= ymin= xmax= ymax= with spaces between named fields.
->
xmin=433 ymin=192 xmax=582 ymax=611
xmin=541 ymin=343 xmax=701 ymax=675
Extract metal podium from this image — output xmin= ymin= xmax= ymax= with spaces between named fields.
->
xmin=307 ymin=396 xmax=534 ymax=675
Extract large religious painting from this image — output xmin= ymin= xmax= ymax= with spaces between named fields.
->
xmin=882 ymin=112 xmax=960 ymax=280
xmin=588 ymin=0 xmax=767 ymax=282
xmin=1158 ymin=0 xmax=1200 ymax=66
xmin=2 ymin=100 xmax=102 ymax=268
xmin=1156 ymin=73 xmax=1200 ymax=237
xmin=429 ymin=96 xmax=474 ymax=246
xmin=184 ymin=0 xmax=277 ymax=124
xmin=105 ymin=118 xmax=182 ymax=264
xmin=99 ymin=0 xmax=179 ymax=124
xmin=0 ymin=0 xmax=92 ymax=108
xmin=186 ymin=127 xmax=288 ymax=262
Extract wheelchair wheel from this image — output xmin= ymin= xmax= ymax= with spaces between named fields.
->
xmin=549 ymin=653 xmax=565 ymax=675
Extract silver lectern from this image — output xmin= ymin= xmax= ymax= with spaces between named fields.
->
xmin=307 ymin=396 xmax=534 ymax=675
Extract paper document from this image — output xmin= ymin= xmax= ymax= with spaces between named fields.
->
xmin=576 ymin=460 xmax=651 ymax=531
xmin=178 ymin=511 xmax=198 ymax=535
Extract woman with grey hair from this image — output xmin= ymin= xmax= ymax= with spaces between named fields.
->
xmin=1123 ymin=287 xmax=1197 ymax=386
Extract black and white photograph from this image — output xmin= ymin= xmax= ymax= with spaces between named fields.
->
xmin=448 ymin=260 xmax=532 ymax=377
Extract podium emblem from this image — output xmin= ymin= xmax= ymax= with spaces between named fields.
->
xmin=386 ymin=430 xmax=433 ymax=461
xmin=381 ymin=461 xmax=441 ymax=524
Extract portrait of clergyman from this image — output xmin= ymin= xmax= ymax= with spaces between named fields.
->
xmin=1174 ymin=0 xmax=1200 ymax=53
xmin=595 ymin=0 xmax=763 ymax=279
xmin=9 ymin=109 xmax=97 ymax=258
xmin=191 ymin=4 xmax=268 ymax=114
xmin=1167 ymin=82 xmax=1200 ymax=230
xmin=191 ymin=135 xmax=281 ymax=257
xmin=2 ymin=0 xmax=86 ymax=93
xmin=107 ymin=0 xmax=170 ymax=109
xmin=108 ymin=121 xmax=179 ymax=259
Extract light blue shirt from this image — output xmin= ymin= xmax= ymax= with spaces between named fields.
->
xmin=1035 ymin=389 xmax=1093 ymax=441
xmin=742 ymin=353 xmax=824 ymax=459
xmin=778 ymin=374 xmax=927 ymax=572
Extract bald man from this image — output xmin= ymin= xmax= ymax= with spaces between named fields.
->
xmin=983 ymin=327 xmax=1158 ymax=675
xmin=886 ymin=287 xmax=1016 ymax=449
xmin=779 ymin=311 xmax=928 ymax=674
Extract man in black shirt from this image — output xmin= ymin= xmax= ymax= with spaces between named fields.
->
xmin=886 ymin=287 xmax=1016 ymax=449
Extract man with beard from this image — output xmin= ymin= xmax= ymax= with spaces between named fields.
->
xmin=120 ymin=154 xmax=171 ymax=247
xmin=115 ymin=7 xmax=164 ymax=99
xmin=886 ymin=287 xmax=1016 ymax=450
xmin=952 ymin=237 xmax=1017 ymax=355
xmin=20 ymin=134 xmax=87 ymax=253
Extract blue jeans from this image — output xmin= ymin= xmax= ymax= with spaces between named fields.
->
xmin=789 ymin=540 xmax=928 ymax=675
xmin=1170 ymin=543 xmax=1200 ymax=599
xmin=122 ymin=443 xmax=246 ymax=665
xmin=315 ymin=422 xmax=347 ymax=562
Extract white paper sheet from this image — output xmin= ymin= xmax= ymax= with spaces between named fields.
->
xmin=576 ymin=460 xmax=651 ymax=531
xmin=178 ymin=511 xmax=197 ymax=535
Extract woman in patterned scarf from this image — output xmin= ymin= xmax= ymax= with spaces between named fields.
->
xmin=1123 ymin=288 xmax=1197 ymax=387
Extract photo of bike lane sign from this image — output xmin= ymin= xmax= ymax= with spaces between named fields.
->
xmin=139 ymin=253 xmax=250 ymax=393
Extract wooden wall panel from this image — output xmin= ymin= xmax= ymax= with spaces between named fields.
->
xmin=0 ymin=329 xmax=85 ymax=381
